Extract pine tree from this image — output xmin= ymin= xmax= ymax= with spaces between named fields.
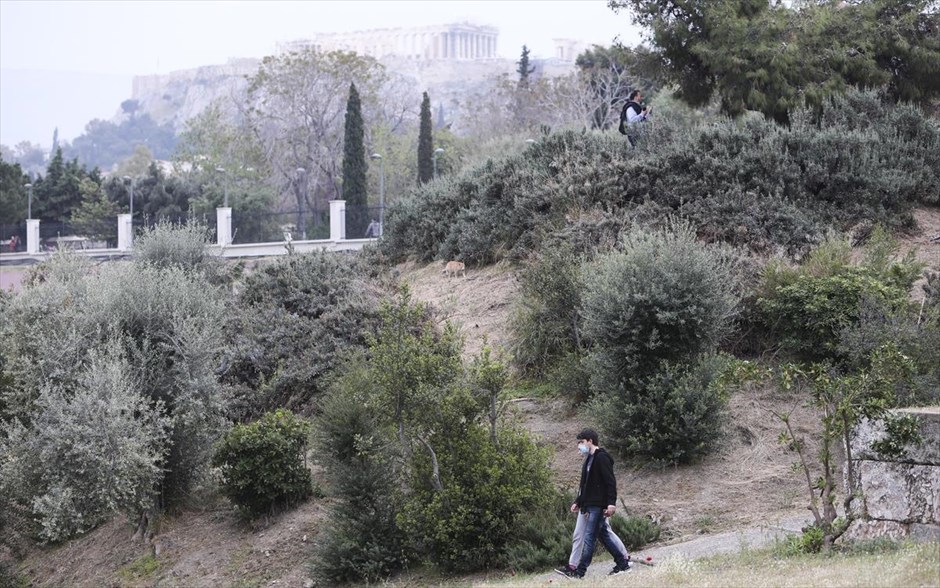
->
xmin=342 ymin=83 xmax=368 ymax=237
xmin=417 ymin=92 xmax=434 ymax=184
xmin=517 ymin=45 xmax=536 ymax=88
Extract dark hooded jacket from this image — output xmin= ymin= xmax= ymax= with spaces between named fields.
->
xmin=574 ymin=447 xmax=617 ymax=510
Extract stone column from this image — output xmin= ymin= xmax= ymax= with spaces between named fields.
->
xmin=216 ymin=207 xmax=232 ymax=247
xmin=329 ymin=200 xmax=346 ymax=241
xmin=26 ymin=218 xmax=40 ymax=254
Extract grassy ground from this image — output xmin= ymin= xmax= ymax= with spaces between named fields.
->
xmin=470 ymin=541 xmax=940 ymax=587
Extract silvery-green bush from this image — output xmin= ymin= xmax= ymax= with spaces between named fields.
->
xmin=133 ymin=219 xmax=218 ymax=274
xmin=0 ymin=228 xmax=230 ymax=542
xmin=0 ymin=251 xmax=93 ymax=423
xmin=0 ymin=347 xmax=169 ymax=542
xmin=582 ymin=220 xmax=742 ymax=392
xmin=80 ymin=261 xmax=228 ymax=506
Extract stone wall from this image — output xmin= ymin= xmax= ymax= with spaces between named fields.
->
xmin=843 ymin=407 xmax=940 ymax=542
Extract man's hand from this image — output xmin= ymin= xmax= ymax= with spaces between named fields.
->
xmin=570 ymin=502 xmax=579 ymax=513
xmin=604 ymin=505 xmax=616 ymax=517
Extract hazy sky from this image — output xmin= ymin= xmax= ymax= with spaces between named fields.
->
xmin=0 ymin=0 xmax=644 ymax=147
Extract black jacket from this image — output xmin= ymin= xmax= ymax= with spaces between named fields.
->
xmin=575 ymin=448 xmax=617 ymax=509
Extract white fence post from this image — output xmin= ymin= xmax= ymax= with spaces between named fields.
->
xmin=117 ymin=214 xmax=132 ymax=250
xmin=26 ymin=219 xmax=40 ymax=254
xmin=329 ymin=200 xmax=346 ymax=241
xmin=216 ymin=207 xmax=232 ymax=246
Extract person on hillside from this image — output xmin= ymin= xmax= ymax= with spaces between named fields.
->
xmin=618 ymin=90 xmax=651 ymax=148
xmin=365 ymin=218 xmax=380 ymax=238
xmin=557 ymin=429 xmax=632 ymax=579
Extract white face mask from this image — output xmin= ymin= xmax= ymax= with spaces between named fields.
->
xmin=578 ymin=443 xmax=589 ymax=455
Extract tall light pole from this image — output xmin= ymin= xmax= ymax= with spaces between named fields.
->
xmin=296 ymin=167 xmax=307 ymax=240
xmin=370 ymin=153 xmax=385 ymax=237
xmin=433 ymin=147 xmax=445 ymax=178
xmin=24 ymin=183 xmax=33 ymax=219
xmin=216 ymin=166 xmax=228 ymax=207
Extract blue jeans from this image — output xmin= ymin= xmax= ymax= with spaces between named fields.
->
xmin=575 ymin=506 xmax=630 ymax=576
xmin=569 ymin=511 xmax=628 ymax=567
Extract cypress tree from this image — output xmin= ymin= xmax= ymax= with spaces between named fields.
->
xmin=341 ymin=83 xmax=368 ymax=237
xmin=417 ymin=91 xmax=433 ymax=184
xmin=517 ymin=45 xmax=535 ymax=88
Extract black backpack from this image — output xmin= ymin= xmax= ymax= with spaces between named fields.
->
xmin=618 ymin=101 xmax=641 ymax=135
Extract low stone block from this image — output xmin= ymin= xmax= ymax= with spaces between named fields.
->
xmin=858 ymin=461 xmax=940 ymax=524
xmin=840 ymin=519 xmax=908 ymax=543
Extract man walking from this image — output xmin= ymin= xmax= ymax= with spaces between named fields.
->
xmin=559 ymin=429 xmax=631 ymax=579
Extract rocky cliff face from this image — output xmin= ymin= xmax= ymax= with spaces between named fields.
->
xmin=129 ymin=55 xmax=574 ymax=134
xmin=129 ymin=58 xmax=259 ymax=132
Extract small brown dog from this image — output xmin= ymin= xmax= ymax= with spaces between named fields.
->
xmin=442 ymin=260 xmax=466 ymax=278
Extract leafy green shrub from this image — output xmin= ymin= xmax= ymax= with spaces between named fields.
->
xmin=312 ymin=362 xmax=407 ymax=584
xmin=213 ymin=409 xmax=312 ymax=516
xmin=759 ymin=229 xmax=923 ymax=362
xmin=309 ymin=289 xmax=559 ymax=579
xmin=609 ymin=513 xmax=661 ymax=550
xmin=924 ymin=270 xmax=939 ymax=309
xmin=134 ymin=219 xmax=218 ymax=274
xmin=504 ymin=492 xmax=577 ymax=572
xmin=223 ymin=251 xmax=383 ymax=419
xmin=759 ymin=269 xmax=907 ymax=360
xmin=589 ymin=355 xmax=731 ymax=466
xmin=399 ymin=423 xmax=554 ymax=573
xmin=582 ymin=221 xmax=741 ymax=391
xmin=509 ymin=245 xmax=585 ymax=378
xmin=780 ymin=525 xmax=825 ymax=555
xmin=547 ymin=351 xmax=592 ymax=404
xmin=839 ymin=296 xmax=940 ymax=406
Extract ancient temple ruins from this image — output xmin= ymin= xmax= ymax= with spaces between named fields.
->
xmin=279 ymin=22 xmax=500 ymax=60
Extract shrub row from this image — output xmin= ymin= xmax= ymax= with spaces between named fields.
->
xmin=382 ymin=90 xmax=938 ymax=265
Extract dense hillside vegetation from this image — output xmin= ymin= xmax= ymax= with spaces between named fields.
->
xmin=382 ymin=90 xmax=939 ymax=266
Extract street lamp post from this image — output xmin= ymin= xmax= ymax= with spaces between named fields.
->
xmin=216 ymin=166 xmax=228 ymax=207
xmin=296 ymin=167 xmax=307 ymax=240
xmin=24 ymin=183 xmax=33 ymax=219
xmin=433 ymin=147 xmax=445 ymax=178
xmin=370 ymin=153 xmax=385 ymax=237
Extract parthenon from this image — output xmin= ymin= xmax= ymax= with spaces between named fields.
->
xmin=279 ymin=22 xmax=499 ymax=61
